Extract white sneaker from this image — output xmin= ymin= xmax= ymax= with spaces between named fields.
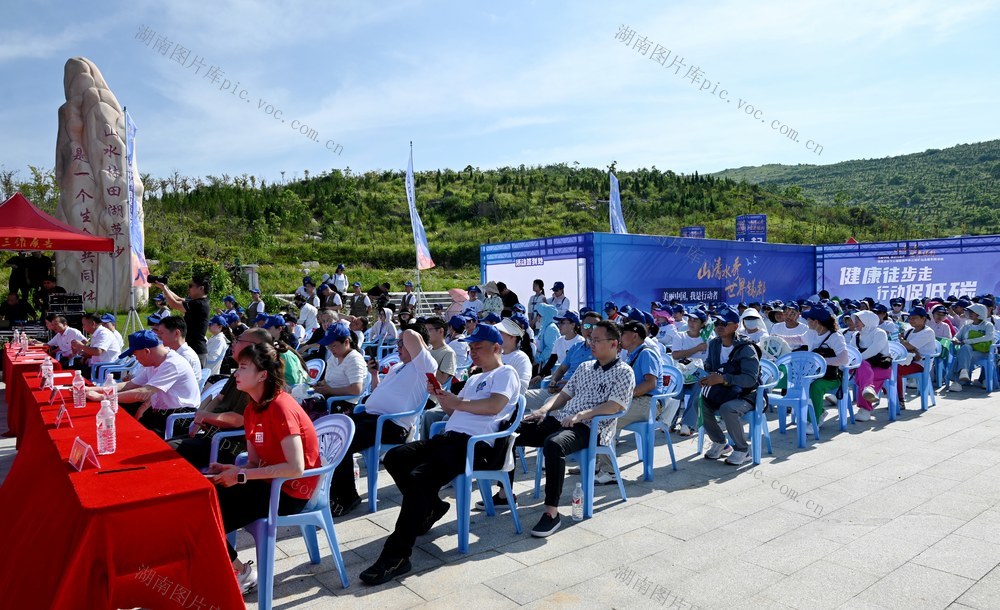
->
xmin=862 ymin=386 xmax=879 ymax=403
xmin=823 ymin=393 xmax=837 ymax=407
xmin=704 ymin=442 xmax=732 ymax=460
xmin=948 ymin=381 xmax=963 ymax=392
xmin=678 ymin=425 xmax=694 ymax=437
xmin=959 ymin=369 xmax=971 ymax=383
xmin=855 ymin=409 xmax=871 ymax=422
xmin=595 ymin=470 xmax=618 ymax=485
xmin=725 ymin=449 xmax=749 ymax=466
xmin=235 ymin=560 xmax=257 ymax=595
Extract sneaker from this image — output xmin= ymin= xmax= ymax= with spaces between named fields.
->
xmin=704 ymin=442 xmax=732 ymax=460
xmin=855 ymin=408 xmax=872 ymax=422
xmin=567 ymin=465 xmax=581 ymax=475
xmin=475 ymin=491 xmax=517 ymax=511
xmin=861 ymin=386 xmax=879 ymax=404
xmin=359 ymin=556 xmax=412 ymax=586
xmin=530 ymin=512 xmax=562 ymax=537
xmin=678 ymin=425 xmax=694 ymax=437
xmin=959 ymin=369 xmax=971 ymax=383
xmin=235 ymin=560 xmax=257 ymax=595
xmin=823 ymin=393 xmax=837 ymax=407
xmin=948 ymin=381 xmax=963 ymax=392
xmin=725 ymin=449 xmax=750 ymax=466
xmin=595 ymin=470 xmax=617 ymax=486
xmin=417 ymin=499 xmax=450 ymax=535
xmin=330 ymin=495 xmax=362 ymax=517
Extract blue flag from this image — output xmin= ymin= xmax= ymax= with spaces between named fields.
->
xmin=406 ymin=148 xmax=435 ymax=270
xmin=609 ymin=172 xmax=628 ymax=234
xmin=125 ymin=109 xmax=149 ymax=286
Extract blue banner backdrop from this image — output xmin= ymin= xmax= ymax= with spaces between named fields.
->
xmin=736 ymin=214 xmax=767 ymax=243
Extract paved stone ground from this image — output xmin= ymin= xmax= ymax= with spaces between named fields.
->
xmin=4 ymin=380 xmax=1000 ymax=609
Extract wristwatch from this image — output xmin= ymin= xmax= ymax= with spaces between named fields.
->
xmin=237 ymin=469 xmax=247 ymax=484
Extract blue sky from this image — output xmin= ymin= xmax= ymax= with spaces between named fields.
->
xmin=2 ymin=0 xmax=999 ymax=183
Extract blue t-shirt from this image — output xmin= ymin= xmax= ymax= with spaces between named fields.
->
xmin=563 ymin=341 xmax=594 ymax=380
xmin=629 ymin=345 xmax=664 ymax=396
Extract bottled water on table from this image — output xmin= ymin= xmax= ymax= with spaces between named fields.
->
xmin=72 ymin=370 xmax=87 ymax=409
xmin=572 ymin=482 xmax=584 ymax=521
xmin=96 ymin=399 xmax=117 ymax=455
xmin=41 ymin=358 xmax=54 ymax=387
xmin=102 ymin=372 xmax=118 ymax=412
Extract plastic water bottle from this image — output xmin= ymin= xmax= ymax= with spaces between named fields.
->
xmin=572 ymin=482 xmax=584 ymax=521
xmin=103 ymin=372 xmax=118 ymax=413
xmin=72 ymin=370 xmax=87 ymax=409
xmin=96 ymin=399 xmax=117 ymax=455
xmin=41 ymin=358 xmax=53 ymax=387
xmin=353 ymin=454 xmax=360 ymax=481
xmin=21 ymin=329 xmax=29 ymax=351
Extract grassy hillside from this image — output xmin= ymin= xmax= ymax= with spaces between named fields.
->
xmin=714 ymin=139 xmax=1000 ymax=237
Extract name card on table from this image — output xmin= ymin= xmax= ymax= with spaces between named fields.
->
xmin=48 ymin=386 xmax=68 ymax=406
xmin=54 ymin=406 xmax=73 ymax=429
xmin=68 ymin=437 xmax=101 ymax=471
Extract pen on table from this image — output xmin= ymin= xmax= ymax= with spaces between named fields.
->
xmin=97 ymin=466 xmax=147 ymax=475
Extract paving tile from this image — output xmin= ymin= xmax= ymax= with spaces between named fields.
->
xmin=761 ymin=560 xmax=878 ymax=609
xmin=913 ymin=533 xmax=1000 ymax=580
xmin=957 ymin=565 xmax=1000 ymax=609
xmin=746 ymin=529 xmax=844 ymax=575
xmin=854 ymin=562 xmax=974 ymax=608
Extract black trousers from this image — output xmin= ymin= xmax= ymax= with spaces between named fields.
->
xmin=513 ymin=416 xmax=590 ymax=508
xmin=123 ymin=403 xmax=194 ymax=438
xmin=216 ymin=481 xmax=308 ymax=561
xmin=329 ymin=412 xmax=407 ymax=503
xmin=168 ymin=428 xmax=247 ymax=470
xmin=380 ymin=432 xmax=492 ymax=560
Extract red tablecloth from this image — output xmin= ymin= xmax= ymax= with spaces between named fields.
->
xmin=0 ymin=373 xmax=245 ymax=610
xmin=2 ymin=345 xmax=60 ymax=440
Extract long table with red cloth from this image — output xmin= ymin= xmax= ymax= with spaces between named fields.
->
xmin=0 ymin=369 xmax=245 ymax=609
xmin=3 ymin=344 xmax=61 ymax=441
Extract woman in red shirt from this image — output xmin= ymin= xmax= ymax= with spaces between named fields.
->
xmin=207 ymin=341 xmax=321 ymax=594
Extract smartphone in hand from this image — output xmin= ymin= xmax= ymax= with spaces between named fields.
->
xmin=426 ymin=372 xmax=443 ymax=394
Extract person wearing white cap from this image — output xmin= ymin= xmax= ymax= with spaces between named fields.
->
xmin=949 ymin=303 xmax=994 ymax=392
xmin=496 ymin=318 xmax=531 ymax=394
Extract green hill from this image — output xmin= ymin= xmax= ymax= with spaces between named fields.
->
xmin=714 ymin=139 xmax=1000 ymax=237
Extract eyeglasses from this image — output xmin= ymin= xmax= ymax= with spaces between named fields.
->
xmin=582 ymin=323 xmax=595 ymax=330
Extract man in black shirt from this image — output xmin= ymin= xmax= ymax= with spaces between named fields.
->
xmin=33 ymin=275 xmax=66 ymax=316
xmin=497 ymin=282 xmax=519 ymax=312
xmin=0 ymin=292 xmax=35 ymax=322
xmin=154 ymin=276 xmax=211 ymax=367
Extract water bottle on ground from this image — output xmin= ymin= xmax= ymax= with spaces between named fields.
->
xmin=72 ymin=370 xmax=87 ymax=409
xmin=353 ymin=454 xmax=360 ymax=481
xmin=572 ymin=482 xmax=584 ymax=521
xmin=96 ymin=399 xmax=117 ymax=455
xmin=103 ymin=372 xmax=118 ymax=412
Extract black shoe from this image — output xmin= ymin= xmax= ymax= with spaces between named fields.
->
xmin=899 ymin=400 xmax=906 ymax=410
xmin=530 ymin=512 xmax=562 ymax=538
xmin=331 ymin=495 xmax=362 ymax=517
xmin=417 ymin=499 xmax=450 ymax=536
xmin=359 ymin=556 xmax=412 ymax=586
xmin=474 ymin=491 xmax=517 ymax=511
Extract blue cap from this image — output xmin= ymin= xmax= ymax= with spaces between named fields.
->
xmin=552 ymin=281 xmax=565 ymax=291
xmin=513 ymin=303 xmax=526 ymax=313
xmin=801 ymin=306 xmax=832 ymax=322
xmin=604 ymin=300 xmax=617 ymax=312
xmin=250 ymin=288 xmax=261 ymax=294
xmin=152 ymin=293 xmax=165 ymax=302
xmin=685 ymin=310 xmax=707 ymax=323
xmin=318 ymin=283 xmax=331 ymax=292
xmin=209 ymin=315 xmax=227 ymax=326
xmin=872 ymin=303 xmax=888 ymax=314
xmin=146 ymin=314 xmax=161 ymax=326
xmin=642 ymin=311 xmax=654 ymax=326
xmin=511 ymin=313 xmax=530 ymax=331
xmin=225 ymin=311 xmax=240 ymax=324
xmin=318 ymin=322 xmax=352 ymax=346
xmin=337 ymin=263 xmax=345 ymax=270
xmin=99 ymin=313 xmax=116 ymax=324
xmin=236 ymin=306 xmax=245 ymax=314
xmin=254 ymin=312 xmax=269 ymax=324
xmin=983 ymin=297 xmax=995 ymax=308
xmin=352 ymin=281 xmax=361 ymax=287
xmin=932 ymin=304 xmax=948 ymax=314
xmin=468 ymin=285 xmax=480 ymax=293
xmin=712 ymin=307 xmax=741 ymax=325
xmin=449 ymin=315 xmax=467 ymax=332
xmin=889 ymin=297 xmax=904 ymax=306
xmin=627 ymin=308 xmax=645 ymax=323
xmin=783 ymin=302 xmax=800 ymax=312
xmin=303 ymin=276 xmax=313 ymax=285
xmin=908 ymin=306 xmax=929 ymax=318
xmin=461 ymin=323 xmax=503 ymax=345
xmin=223 ymin=295 xmax=236 ymax=303
xmin=554 ymin=311 xmax=581 ymax=325
xmin=404 ymin=280 xmax=413 ymax=287
xmin=956 ymin=299 xmax=972 ymax=308
xmin=120 ymin=330 xmax=161 ymax=358
xmin=580 ymin=306 xmax=593 ymax=316
xmin=482 ymin=312 xmax=501 ymax=324
xmin=264 ymin=315 xmax=286 ymax=329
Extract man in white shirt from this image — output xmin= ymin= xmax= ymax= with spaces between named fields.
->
xmin=770 ymin=303 xmax=809 ymax=348
xmin=329 ymin=329 xmax=438 ymax=517
xmin=400 ymin=280 xmax=418 ymax=311
xmin=100 ymin=313 xmax=125 ymax=353
xmin=154 ymin=315 xmax=204 ymax=379
xmin=464 ymin=286 xmax=484 ymax=318
xmin=71 ymin=313 xmax=121 ymax=377
xmin=549 ymin=281 xmax=570 ymax=317
xmin=87 ymin=330 xmax=200 ymax=437
xmin=361 ymin=324 xmax=518 ymax=586
xmin=43 ymin=314 xmax=86 ymax=364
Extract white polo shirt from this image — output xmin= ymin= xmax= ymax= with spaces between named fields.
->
xmin=176 ymin=343 xmax=203 ymax=377
xmin=131 ymin=350 xmax=201 ymax=411
xmin=88 ymin=325 xmax=121 ymax=364
xmin=48 ymin=326 xmax=86 ymax=359
xmin=323 ymin=349 xmax=367 ymax=402
xmin=445 ymin=364 xmax=519 ymax=442
xmin=364 ymin=347 xmax=437 ymax=428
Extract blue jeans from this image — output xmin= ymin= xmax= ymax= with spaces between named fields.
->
xmin=952 ymin=344 xmax=988 ymax=380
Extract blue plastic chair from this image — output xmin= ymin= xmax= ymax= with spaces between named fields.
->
xmin=324 ymin=371 xmax=372 ymax=414
xmin=967 ymin=338 xmax=1000 ymax=394
xmin=162 ymin=377 xmax=232 ymax=443
xmin=305 ymin=358 xmax=325 ymax=385
xmin=232 ymin=414 xmax=355 ymax=609
xmin=770 ymin=352 xmax=825 ymax=448
xmin=883 ymin=342 xmax=909 ymax=421
xmin=618 ymin=365 xmax=683 ymax=481
xmin=91 ymin=355 xmax=136 ymax=382
xmin=899 ymin=341 xmax=940 ymax=411
xmin=431 ymin=396 xmax=526 ymax=553
xmin=836 ymin=347 xmax=862 ymax=430
xmin=934 ymin=339 xmax=955 ymax=390
xmin=354 ymin=391 xmax=429 ymax=513
xmin=696 ymin=361 xmax=777 ymax=465
xmin=532 ymin=411 xmax=628 ymax=518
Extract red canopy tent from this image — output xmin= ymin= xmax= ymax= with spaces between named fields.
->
xmin=0 ymin=193 xmax=113 ymax=252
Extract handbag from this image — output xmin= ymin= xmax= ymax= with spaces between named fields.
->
xmin=968 ymin=329 xmax=992 ymax=354
xmin=855 ymin=335 xmax=893 ymax=368
xmin=813 ymin=333 xmax=842 ymax=382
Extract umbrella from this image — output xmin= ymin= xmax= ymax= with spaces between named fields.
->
xmin=448 ymin=288 xmax=469 ymax=302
